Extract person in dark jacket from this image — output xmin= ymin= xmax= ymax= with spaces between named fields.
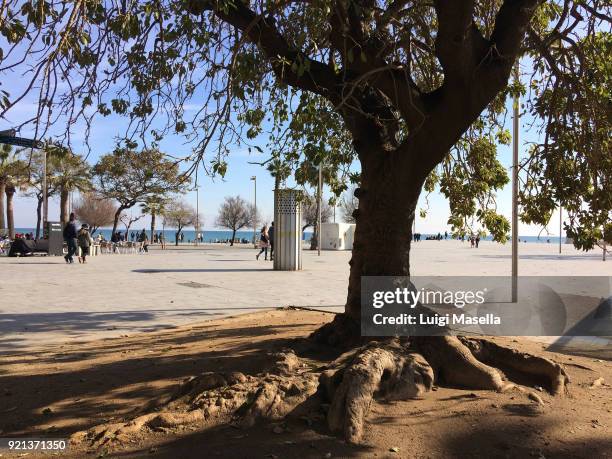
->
xmin=268 ymin=221 xmax=275 ymax=261
xmin=63 ymin=213 xmax=78 ymax=264
xmin=138 ymin=229 xmax=149 ymax=253
xmin=256 ymin=225 xmax=269 ymax=260
xmin=77 ymin=224 xmax=93 ymax=263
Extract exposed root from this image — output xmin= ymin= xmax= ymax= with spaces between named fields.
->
xmin=413 ymin=336 xmax=506 ymax=391
xmin=70 ymin=350 xmax=318 ymax=450
xmin=460 ymin=337 xmax=570 ymax=395
xmin=319 ymin=339 xmax=433 ymax=443
xmin=70 ymin=316 xmax=573 ymax=450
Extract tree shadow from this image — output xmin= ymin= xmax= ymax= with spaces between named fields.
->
xmin=440 ymin=416 xmax=612 ymax=458
xmin=0 ymin=310 xmax=233 ymax=354
xmin=0 ymin=322 xmax=324 ymax=437
xmin=133 ymin=268 xmax=273 ymax=273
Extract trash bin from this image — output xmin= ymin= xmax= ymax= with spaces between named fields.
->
xmin=46 ymin=221 xmax=64 ymax=256
xmin=273 ymin=189 xmax=302 ymax=271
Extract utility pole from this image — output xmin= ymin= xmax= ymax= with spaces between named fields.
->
xmin=511 ymin=62 xmax=519 ymax=303
xmin=317 ymin=163 xmax=322 ymax=256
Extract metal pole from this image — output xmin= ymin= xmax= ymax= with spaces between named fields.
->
xmin=251 ymin=176 xmax=257 ymax=245
xmin=196 ymin=187 xmax=199 ymax=246
xmin=42 ymin=146 xmax=48 ymax=237
xmin=511 ymin=62 xmax=519 ymax=303
xmin=559 ymin=205 xmax=562 ymax=254
xmin=604 ymin=226 xmax=607 ymax=262
xmin=317 ymin=163 xmax=322 ymax=256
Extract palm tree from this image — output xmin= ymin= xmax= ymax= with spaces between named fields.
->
xmin=24 ymin=149 xmax=58 ymax=238
xmin=0 ymin=145 xmax=28 ymax=238
xmin=141 ymin=196 xmax=170 ymax=243
xmin=48 ymin=148 xmax=91 ymax=225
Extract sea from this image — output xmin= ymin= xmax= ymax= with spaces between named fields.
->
xmin=15 ymin=228 xmax=567 ymax=244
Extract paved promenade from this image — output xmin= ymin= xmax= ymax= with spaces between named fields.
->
xmin=0 ymin=240 xmax=609 ymax=353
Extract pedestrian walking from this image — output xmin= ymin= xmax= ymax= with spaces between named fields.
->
xmin=268 ymin=221 xmax=275 ymax=261
xmin=77 ymin=224 xmax=93 ymax=263
xmin=63 ymin=213 xmax=78 ymax=264
xmin=256 ymin=225 xmax=270 ymax=260
xmin=138 ymin=229 xmax=149 ymax=253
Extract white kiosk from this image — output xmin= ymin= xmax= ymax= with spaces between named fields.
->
xmin=320 ymin=222 xmax=356 ymax=250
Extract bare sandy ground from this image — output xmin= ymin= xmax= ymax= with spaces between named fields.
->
xmin=0 ymin=309 xmax=610 ymax=459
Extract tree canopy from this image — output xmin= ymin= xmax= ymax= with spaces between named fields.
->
xmin=92 ymin=147 xmax=187 ymax=234
xmin=0 ymin=1 xmax=609 ymax=247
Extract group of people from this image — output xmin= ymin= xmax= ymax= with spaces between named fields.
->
xmin=111 ymin=228 xmax=150 ymax=252
xmin=62 ymin=213 xmax=152 ymax=263
xmin=62 ymin=213 xmax=93 ymax=264
xmin=256 ymin=222 xmax=274 ymax=261
xmin=469 ymin=235 xmax=481 ymax=248
xmin=412 ymin=231 xmax=448 ymax=242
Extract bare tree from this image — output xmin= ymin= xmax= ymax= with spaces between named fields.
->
xmin=73 ymin=192 xmax=117 ymax=235
xmin=302 ymin=194 xmax=333 ymax=250
xmin=120 ymin=212 xmax=144 ymax=240
xmin=163 ymin=200 xmax=201 ymax=246
xmin=339 ymin=185 xmax=359 ymax=224
xmin=216 ymin=196 xmax=256 ymax=246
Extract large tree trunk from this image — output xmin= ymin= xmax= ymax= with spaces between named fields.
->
xmin=5 ymin=184 xmax=16 ymax=239
xmin=150 ymin=211 xmax=156 ymax=243
xmin=35 ymin=196 xmax=43 ymax=239
xmin=344 ymin=155 xmax=424 ymax=321
xmin=111 ymin=208 xmax=123 ymax=238
xmin=60 ymin=187 xmax=70 ymax=225
xmin=230 ymin=228 xmax=236 ymax=246
xmin=0 ymin=180 xmax=6 ymax=231
xmin=312 ymin=142 xmax=429 ymax=344
xmin=310 ymin=223 xmax=318 ymax=250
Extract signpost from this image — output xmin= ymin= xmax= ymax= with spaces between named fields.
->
xmin=0 ymin=130 xmax=45 ymax=236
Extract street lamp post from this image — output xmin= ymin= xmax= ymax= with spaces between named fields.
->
xmin=559 ymin=205 xmax=562 ymax=254
xmin=250 ymin=176 xmax=257 ymax=245
xmin=195 ymin=186 xmax=200 ymax=246
xmin=0 ymin=130 xmax=45 ymax=235
xmin=511 ymin=62 xmax=520 ymax=303
xmin=317 ymin=163 xmax=322 ymax=256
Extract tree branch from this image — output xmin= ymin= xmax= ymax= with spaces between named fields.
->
xmin=194 ymin=0 xmax=341 ymax=102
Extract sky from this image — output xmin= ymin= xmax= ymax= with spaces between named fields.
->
xmin=0 ymin=59 xmax=565 ymax=237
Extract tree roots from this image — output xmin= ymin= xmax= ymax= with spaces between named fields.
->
xmin=70 ymin=327 xmax=570 ymax=449
xmin=459 ymin=337 xmax=570 ymax=395
xmin=319 ymin=340 xmax=434 ymax=443
xmin=318 ymin=334 xmax=570 ymax=443
xmin=70 ymin=350 xmax=318 ymax=449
